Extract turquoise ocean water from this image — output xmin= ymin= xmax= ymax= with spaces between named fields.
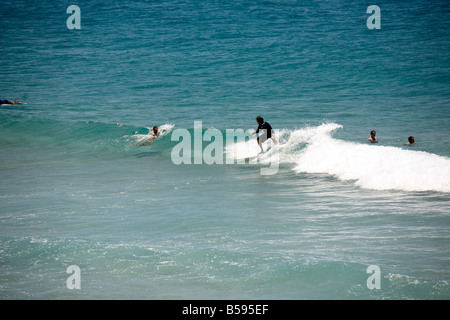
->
xmin=1 ymin=0 xmax=450 ymax=299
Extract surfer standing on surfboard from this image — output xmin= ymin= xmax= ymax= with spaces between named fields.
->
xmin=250 ymin=116 xmax=277 ymax=153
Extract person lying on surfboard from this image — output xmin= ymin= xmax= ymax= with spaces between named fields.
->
xmin=0 ymin=99 xmax=25 ymax=105
xmin=139 ymin=126 xmax=160 ymax=146
xmin=250 ymin=116 xmax=277 ymax=153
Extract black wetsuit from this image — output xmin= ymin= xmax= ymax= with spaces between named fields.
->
xmin=0 ymin=99 xmax=12 ymax=104
xmin=256 ymin=122 xmax=272 ymax=143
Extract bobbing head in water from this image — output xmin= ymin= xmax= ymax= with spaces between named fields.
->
xmin=406 ymin=136 xmax=415 ymax=145
xmin=367 ymin=130 xmax=378 ymax=142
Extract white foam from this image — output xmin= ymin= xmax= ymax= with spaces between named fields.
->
xmin=157 ymin=123 xmax=175 ymax=136
xmin=290 ymin=123 xmax=450 ymax=193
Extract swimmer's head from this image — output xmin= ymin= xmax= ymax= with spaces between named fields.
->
xmin=153 ymin=126 xmax=158 ymax=132
xmin=256 ymin=116 xmax=264 ymax=125
xmin=408 ymin=136 xmax=414 ymax=144
xmin=371 ymin=130 xmax=376 ymax=136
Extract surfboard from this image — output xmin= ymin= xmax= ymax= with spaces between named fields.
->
xmin=234 ymin=149 xmax=269 ymax=162
xmin=228 ymin=142 xmax=275 ymax=163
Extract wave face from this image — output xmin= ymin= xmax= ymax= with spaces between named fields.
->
xmin=2 ymin=115 xmax=449 ymax=193
xmin=0 ymin=114 xmax=175 ymax=157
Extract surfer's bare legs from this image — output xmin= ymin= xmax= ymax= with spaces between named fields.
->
xmin=256 ymin=133 xmax=277 ymax=153
xmin=257 ymin=137 xmax=264 ymax=153
xmin=271 ymin=134 xmax=278 ymax=145
xmin=252 ymin=130 xmax=276 ymax=153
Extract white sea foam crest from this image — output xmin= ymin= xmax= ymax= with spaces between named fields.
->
xmin=289 ymin=123 xmax=450 ymax=192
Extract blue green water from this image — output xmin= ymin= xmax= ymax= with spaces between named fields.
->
xmin=1 ymin=0 xmax=449 ymax=299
